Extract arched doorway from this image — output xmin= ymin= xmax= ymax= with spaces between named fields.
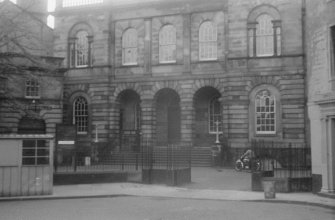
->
xmin=193 ymin=86 xmax=222 ymax=147
xmin=118 ymin=90 xmax=141 ymax=151
xmin=18 ymin=116 xmax=46 ymax=134
xmin=155 ymin=88 xmax=181 ymax=145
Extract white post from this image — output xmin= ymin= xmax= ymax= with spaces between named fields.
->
xmin=214 ymin=121 xmax=220 ymax=144
xmin=94 ymin=124 xmax=99 ymax=143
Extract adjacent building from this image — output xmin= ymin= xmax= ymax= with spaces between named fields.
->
xmin=306 ymin=0 xmax=335 ymax=193
xmin=0 ymin=0 xmax=64 ymax=136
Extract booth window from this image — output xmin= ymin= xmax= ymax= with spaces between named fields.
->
xmin=22 ymin=140 xmax=49 ymax=165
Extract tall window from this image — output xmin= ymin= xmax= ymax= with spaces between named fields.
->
xmin=135 ymin=103 xmax=141 ymax=130
xmin=0 ymin=77 xmax=7 ymax=94
xmin=331 ymin=25 xmax=335 ymax=81
xmin=73 ymin=97 xmax=88 ymax=134
xmin=69 ymin=30 xmax=92 ymax=68
xmin=255 ymin=90 xmax=276 ymax=134
xmin=159 ymin=25 xmax=176 ymax=63
xmin=209 ymin=98 xmax=222 ymax=134
xmin=256 ymin=14 xmax=274 ymax=56
xmin=25 ymin=79 xmax=40 ymax=98
xmin=122 ymin=28 xmax=138 ymax=65
xmin=248 ymin=14 xmax=281 ymax=57
xmin=199 ymin=21 xmax=217 ymax=61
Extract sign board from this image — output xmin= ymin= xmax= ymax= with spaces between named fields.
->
xmin=58 ymin=141 xmax=75 ymax=145
xmin=56 ymin=124 xmax=76 ymax=146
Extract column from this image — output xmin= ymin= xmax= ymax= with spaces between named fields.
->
xmin=140 ymin=98 xmax=155 ymax=146
xmin=144 ymin=18 xmax=152 ymax=75
xmin=180 ymin=97 xmax=193 ymax=144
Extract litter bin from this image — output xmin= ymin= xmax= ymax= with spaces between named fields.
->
xmin=85 ymin=156 xmax=91 ymax=166
xmin=262 ymin=178 xmax=276 ymax=199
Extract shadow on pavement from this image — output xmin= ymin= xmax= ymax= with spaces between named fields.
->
xmin=184 ymin=167 xmax=251 ymax=191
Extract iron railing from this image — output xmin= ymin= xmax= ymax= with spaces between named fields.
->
xmin=54 ymin=142 xmax=192 ymax=173
xmin=251 ymin=139 xmax=311 ymax=178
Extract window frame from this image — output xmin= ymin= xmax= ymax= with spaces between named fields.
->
xmin=122 ymin=28 xmax=138 ymax=66
xmin=199 ymin=21 xmax=218 ymax=61
xmin=255 ymin=90 xmax=276 ymax=135
xmin=208 ymin=97 xmax=223 ymax=134
xmin=248 ymin=13 xmax=281 ymax=58
xmin=22 ymin=140 xmax=50 ymax=166
xmin=255 ymin=14 xmax=275 ymax=57
xmin=73 ymin=96 xmax=89 ymax=134
xmin=159 ymin=24 xmax=177 ymax=64
xmin=25 ymin=78 xmax=40 ymax=99
xmin=69 ymin=30 xmax=93 ymax=68
xmin=249 ymin=85 xmax=281 ymax=139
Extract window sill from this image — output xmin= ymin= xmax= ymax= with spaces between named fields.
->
xmin=248 ymin=55 xmax=282 ymax=59
xmin=25 ymin=96 xmax=40 ymax=99
xmin=209 ymin=131 xmax=223 ymax=135
xmin=122 ymin=63 xmax=138 ymax=66
xmin=199 ymin=58 xmax=218 ymax=62
xmin=254 ymin=133 xmax=277 ymax=138
xmin=159 ymin=61 xmax=177 ymax=65
xmin=69 ymin=66 xmax=92 ymax=70
xmin=77 ymin=132 xmax=88 ymax=135
xmin=121 ymin=63 xmax=139 ymax=68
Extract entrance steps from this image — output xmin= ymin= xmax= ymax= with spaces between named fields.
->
xmin=191 ymin=147 xmax=212 ymax=167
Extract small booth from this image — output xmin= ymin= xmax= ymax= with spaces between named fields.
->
xmin=0 ymin=134 xmax=54 ymax=197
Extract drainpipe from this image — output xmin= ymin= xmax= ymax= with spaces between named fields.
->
xmin=301 ymin=0 xmax=310 ymax=148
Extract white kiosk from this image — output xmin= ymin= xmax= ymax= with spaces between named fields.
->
xmin=0 ymin=134 xmax=54 ymax=197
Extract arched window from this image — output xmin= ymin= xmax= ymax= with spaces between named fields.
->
xmin=248 ymin=11 xmax=281 ymax=57
xmin=159 ymin=25 xmax=176 ymax=63
xmin=255 ymin=90 xmax=276 ymax=134
xmin=199 ymin=21 xmax=217 ymax=61
xmin=122 ymin=28 xmax=138 ymax=65
xmin=209 ymin=98 xmax=222 ymax=134
xmin=73 ymin=96 xmax=88 ymax=134
xmin=69 ymin=30 xmax=92 ymax=68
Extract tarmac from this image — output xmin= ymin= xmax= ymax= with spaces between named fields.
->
xmin=0 ymin=168 xmax=334 ymax=210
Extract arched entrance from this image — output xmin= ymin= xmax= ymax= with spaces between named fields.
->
xmin=155 ymin=88 xmax=181 ymax=145
xmin=118 ymin=90 xmax=141 ymax=151
xmin=193 ymin=86 xmax=222 ymax=147
xmin=18 ymin=116 xmax=46 ymax=134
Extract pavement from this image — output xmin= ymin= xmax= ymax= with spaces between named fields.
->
xmin=0 ymin=167 xmax=334 ymax=210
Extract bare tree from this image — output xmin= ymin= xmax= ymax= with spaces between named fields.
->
xmin=0 ymin=0 xmax=64 ymax=132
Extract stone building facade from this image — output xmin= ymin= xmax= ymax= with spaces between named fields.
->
xmin=306 ymin=0 xmax=335 ymax=193
xmin=52 ymin=0 xmax=307 ymax=163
